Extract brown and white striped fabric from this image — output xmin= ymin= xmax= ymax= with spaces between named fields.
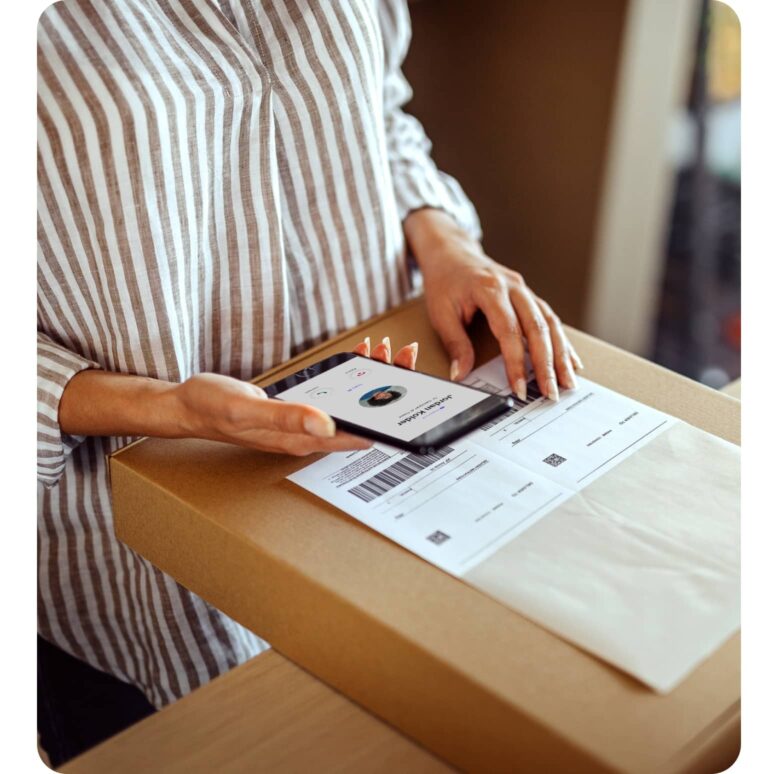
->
xmin=37 ymin=0 xmax=480 ymax=707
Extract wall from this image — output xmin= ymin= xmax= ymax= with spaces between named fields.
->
xmin=404 ymin=0 xmax=628 ymax=328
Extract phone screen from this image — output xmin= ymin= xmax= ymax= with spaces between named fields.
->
xmin=273 ymin=356 xmax=491 ymax=443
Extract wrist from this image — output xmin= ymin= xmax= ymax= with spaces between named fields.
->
xmin=403 ymin=208 xmax=483 ymax=272
xmin=109 ymin=374 xmax=188 ymax=439
xmin=164 ymin=379 xmax=201 ymax=438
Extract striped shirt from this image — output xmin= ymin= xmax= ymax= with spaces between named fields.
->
xmin=38 ymin=0 xmax=479 ymax=707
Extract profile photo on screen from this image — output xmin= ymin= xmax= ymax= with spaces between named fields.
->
xmin=359 ymin=385 xmax=408 ymax=408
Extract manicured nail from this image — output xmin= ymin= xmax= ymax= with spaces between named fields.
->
xmin=450 ymin=359 xmax=460 ymax=381
xmin=566 ymin=371 xmax=578 ymax=390
xmin=382 ymin=336 xmax=391 ymax=358
xmin=547 ymin=377 xmax=560 ymax=403
xmin=513 ymin=378 xmax=528 ymax=402
xmin=572 ymin=353 xmax=585 ymax=371
xmin=363 ymin=336 xmax=370 ymax=349
xmin=303 ymin=413 xmax=336 ymax=438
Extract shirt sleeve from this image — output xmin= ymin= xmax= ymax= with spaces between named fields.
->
xmin=379 ymin=0 xmax=482 ymax=240
xmin=38 ymin=332 xmax=99 ymax=487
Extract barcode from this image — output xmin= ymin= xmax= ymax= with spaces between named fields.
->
xmin=348 ymin=446 xmax=454 ymax=503
xmin=518 ymin=378 xmax=544 ymax=405
xmin=479 ymin=405 xmax=520 ymax=431
xmin=478 ymin=379 xmax=543 ymax=431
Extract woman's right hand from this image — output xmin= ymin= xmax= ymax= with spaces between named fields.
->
xmin=177 ymin=336 xmax=417 ymax=455
xmin=60 ymin=336 xmax=418 ymax=457
xmin=173 ymin=372 xmax=373 ymax=456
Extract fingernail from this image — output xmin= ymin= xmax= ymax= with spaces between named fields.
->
xmin=450 ymin=359 xmax=460 ymax=381
xmin=303 ymin=413 xmax=336 ymax=438
xmin=547 ymin=377 xmax=560 ymax=403
xmin=363 ymin=336 xmax=370 ymax=348
xmin=567 ymin=371 xmax=578 ymax=390
xmin=513 ymin=378 xmax=528 ymax=402
xmin=382 ymin=336 xmax=390 ymax=346
xmin=572 ymin=354 xmax=585 ymax=371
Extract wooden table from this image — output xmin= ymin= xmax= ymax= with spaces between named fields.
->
xmin=63 ymin=649 xmax=449 ymax=773
xmin=722 ymin=379 xmax=741 ymax=399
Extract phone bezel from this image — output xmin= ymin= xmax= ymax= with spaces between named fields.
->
xmin=262 ymin=352 xmax=514 ymax=453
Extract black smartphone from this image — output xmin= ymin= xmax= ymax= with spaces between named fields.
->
xmin=263 ymin=352 xmax=514 ymax=454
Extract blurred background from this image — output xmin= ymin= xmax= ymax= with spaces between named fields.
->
xmin=405 ymin=0 xmax=740 ymax=388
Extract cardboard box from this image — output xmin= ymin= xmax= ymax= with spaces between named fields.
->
xmin=110 ymin=297 xmax=740 ymax=773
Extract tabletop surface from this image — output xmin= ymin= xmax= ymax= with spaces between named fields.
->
xmin=62 ymin=649 xmax=449 ymax=774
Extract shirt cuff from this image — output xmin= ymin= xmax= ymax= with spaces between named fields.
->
xmin=38 ymin=334 xmax=99 ymax=487
xmin=393 ymin=162 xmax=482 ymax=242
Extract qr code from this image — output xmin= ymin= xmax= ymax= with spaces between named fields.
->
xmin=427 ymin=530 xmax=450 ymax=546
xmin=543 ymin=453 xmax=567 ymax=468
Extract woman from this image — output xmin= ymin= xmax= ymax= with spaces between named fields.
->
xmin=38 ymin=0 xmax=581 ymax=762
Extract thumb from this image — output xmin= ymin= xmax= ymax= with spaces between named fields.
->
xmin=432 ymin=306 xmax=475 ymax=381
xmin=257 ymin=398 xmax=336 ymax=438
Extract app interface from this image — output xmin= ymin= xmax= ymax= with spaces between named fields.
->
xmin=275 ymin=357 xmax=490 ymax=442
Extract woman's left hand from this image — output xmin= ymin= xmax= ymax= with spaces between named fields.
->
xmin=404 ymin=209 xmax=583 ymax=402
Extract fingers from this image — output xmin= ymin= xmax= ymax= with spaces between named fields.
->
xmin=354 ymin=336 xmax=419 ymax=370
xmin=474 ymin=284 xmax=530 ymax=400
xmin=547 ymin=318 xmax=576 ymax=391
xmin=352 ymin=337 xmax=371 ymax=358
xmin=371 ymin=336 xmax=391 ymax=363
xmin=535 ymin=297 xmax=585 ymax=377
xmin=508 ymin=285 xmax=558 ymax=401
xmin=256 ymin=398 xmax=337 ymax=438
xmin=239 ymin=428 xmax=373 ymax=456
xmin=393 ymin=341 xmax=418 ymax=370
xmin=534 ymin=297 xmax=580 ymax=390
xmin=315 ymin=430 xmax=374 ymax=452
xmin=238 ymin=395 xmax=373 ymax=453
xmin=428 ymin=303 xmax=475 ymax=381
xmin=569 ymin=346 xmax=585 ymax=372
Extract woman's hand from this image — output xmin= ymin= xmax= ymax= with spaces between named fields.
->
xmin=404 ymin=209 xmax=583 ymax=402
xmin=174 ymin=337 xmax=418 ymax=456
xmin=59 ymin=337 xmax=419 ymax=457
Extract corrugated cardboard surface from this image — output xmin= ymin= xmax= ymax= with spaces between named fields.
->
xmin=110 ymin=297 xmax=740 ymax=773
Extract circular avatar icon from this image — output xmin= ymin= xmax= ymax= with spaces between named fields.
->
xmin=358 ymin=385 xmax=407 ymax=408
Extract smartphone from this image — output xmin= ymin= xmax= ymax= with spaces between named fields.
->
xmin=263 ymin=352 xmax=514 ymax=454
